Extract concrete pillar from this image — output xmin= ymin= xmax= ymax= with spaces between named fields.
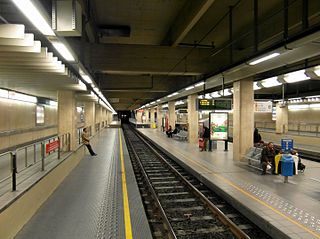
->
xmin=276 ymin=103 xmax=289 ymax=134
xmin=99 ymin=105 xmax=103 ymax=126
xmin=233 ymin=78 xmax=254 ymax=161
xmin=157 ymin=106 xmax=162 ymax=131
xmin=84 ymin=101 xmax=95 ymax=135
xmin=58 ymin=91 xmax=77 ymax=150
xmin=168 ymin=101 xmax=176 ymax=128
xmin=145 ymin=109 xmax=150 ymax=123
xmin=136 ymin=110 xmax=143 ymax=123
xmin=187 ymin=94 xmax=199 ymax=144
xmin=150 ymin=108 xmax=155 ymax=123
xmin=108 ymin=111 xmax=113 ymax=124
xmin=95 ymin=104 xmax=101 ymax=133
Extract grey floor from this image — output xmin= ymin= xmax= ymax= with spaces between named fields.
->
xmin=15 ymin=128 xmax=152 ymax=239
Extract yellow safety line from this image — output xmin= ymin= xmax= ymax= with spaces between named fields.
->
xmin=119 ymin=129 xmax=133 ymax=239
xmin=148 ymin=133 xmax=320 ymax=238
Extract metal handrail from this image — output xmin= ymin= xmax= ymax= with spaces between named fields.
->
xmin=0 ymin=151 xmax=13 ymax=184
xmin=0 ymin=132 xmax=71 ymax=193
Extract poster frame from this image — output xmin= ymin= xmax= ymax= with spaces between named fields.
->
xmin=209 ymin=112 xmax=229 ymax=141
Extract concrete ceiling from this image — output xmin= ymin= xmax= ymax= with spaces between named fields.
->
xmin=1 ymin=0 xmax=320 ymax=110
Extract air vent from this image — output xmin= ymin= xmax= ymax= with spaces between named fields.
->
xmin=99 ymin=25 xmax=130 ymax=37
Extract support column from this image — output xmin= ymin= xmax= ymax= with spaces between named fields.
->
xmin=58 ymin=91 xmax=77 ymax=151
xmin=136 ymin=110 xmax=143 ymax=123
xmin=99 ymin=105 xmax=103 ymax=127
xmin=187 ymin=94 xmax=199 ymax=144
xmin=168 ymin=101 xmax=176 ymax=128
xmin=145 ymin=109 xmax=150 ymax=123
xmin=233 ymin=79 xmax=254 ymax=161
xmin=157 ymin=106 xmax=162 ymax=131
xmin=150 ymin=108 xmax=155 ymax=123
xmin=276 ymin=103 xmax=288 ymax=134
xmin=84 ymin=101 xmax=95 ymax=135
xmin=95 ymin=104 xmax=101 ymax=133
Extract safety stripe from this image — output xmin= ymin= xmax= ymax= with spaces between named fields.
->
xmin=119 ymin=129 xmax=133 ymax=239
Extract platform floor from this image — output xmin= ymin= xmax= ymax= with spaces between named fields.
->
xmin=15 ymin=128 xmax=152 ymax=239
xmin=138 ymin=128 xmax=320 ymax=239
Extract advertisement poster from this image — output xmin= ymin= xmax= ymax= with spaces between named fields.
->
xmin=254 ymin=101 xmax=272 ymax=112
xmin=210 ymin=113 xmax=228 ymax=140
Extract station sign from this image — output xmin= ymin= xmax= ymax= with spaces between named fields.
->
xmin=198 ymin=99 xmax=232 ymax=111
xmin=46 ymin=140 xmax=60 ymax=154
xmin=281 ymin=139 xmax=293 ymax=152
xmin=210 ymin=112 xmax=228 ymax=140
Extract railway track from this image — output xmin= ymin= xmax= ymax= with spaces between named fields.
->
xmin=123 ymin=125 xmax=271 ymax=239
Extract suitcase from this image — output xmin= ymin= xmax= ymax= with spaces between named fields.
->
xmin=199 ymin=138 xmax=205 ymax=151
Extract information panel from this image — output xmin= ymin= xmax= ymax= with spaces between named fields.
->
xmin=198 ymin=99 xmax=232 ymax=110
xmin=210 ymin=113 xmax=228 ymax=140
xmin=281 ymin=139 xmax=294 ymax=152
xmin=36 ymin=105 xmax=45 ymax=125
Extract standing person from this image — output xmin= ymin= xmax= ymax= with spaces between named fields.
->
xmin=261 ymin=142 xmax=276 ymax=175
xmin=203 ymin=126 xmax=210 ymax=151
xmin=82 ymin=128 xmax=97 ymax=156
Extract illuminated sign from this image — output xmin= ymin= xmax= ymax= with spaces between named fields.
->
xmin=36 ymin=105 xmax=45 ymax=125
xmin=210 ymin=113 xmax=228 ymax=140
xmin=198 ymin=99 xmax=232 ymax=110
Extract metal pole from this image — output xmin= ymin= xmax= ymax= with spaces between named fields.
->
xmin=58 ymin=137 xmax=61 ymax=159
xmin=302 ymin=0 xmax=309 ymax=30
xmin=224 ymin=140 xmax=228 ymax=151
xmin=283 ymin=0 xmax=288 ymax=40
xmin=229 ymin=6 xmax=233 ymax=63
xmin=253 ymin=0 xmax=258 ymax=52
xmin=25 ymin=147 xmax=28 ymax=168
xmin=12 ymin=152 xmax=17 ymax=191
xmin=284 ymin=176 xmax=288 ymax=183
xmin=41 ymin=142 xmax=45 ymax=171
xmin=34 ymin=144 xmax=37 ymax=163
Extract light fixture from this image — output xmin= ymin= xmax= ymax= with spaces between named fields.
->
xmin=198 ymin=95 xmax=204 ymax=99
xmin=0 ymin=89 xmax=9 ymax=98
xmin=175 ymin=100 xmax=184 ymax=106
xmin=9 ymin=91 xmax=37 ymax=103
xmin=195 ymin=82 xmax=205 ymax=87
xmin=205 ymin=94 xmax=212 ymax=99
xmin=288 ymin=104 xmax=309 ymax=110
xmin=220 ymin=89 xmax=232 ymax=96
xmin=283 ymin=70 xmax=310 ymax=83
xmin=185 ymin=86 xmax=195 ymax=91
xmin=253 ymin=82 xmax=261 ymax=90
xmin=310 ymin=104 xmax=320 ymax=109
xmin=82 ymin=75 xmax=93 ymax=84
xmin=314 ymin=66 xmax=320 ymax=76
xmin=52 ymin=42 xmax=75 ymax=61
xmin=168 ymin=92 xmax=179 ymax=97
xmin=249 ymin=53 xmax=280 ymax=65
xmin=78 ymin=81 xmax=87 ymax=90
xmin=211 ymin=92 xmax=221 ymax=98
xmin=260 ymin=77 xmax=282 ymax=88
xmin=11 ymin=0 xmax=55 ymax=36
xmin=162 ymin=104 xmax=168 ymax=108
xmin=49 ymin=100 xmax=57 ymax=107
xmin=156 ymin=99 xmax=160 ymax=102
xmin=76 ymin=106 xmax=83 ymax=113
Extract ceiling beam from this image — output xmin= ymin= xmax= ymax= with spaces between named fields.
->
xmin=163 ymin=0 xmax=216 ymax=46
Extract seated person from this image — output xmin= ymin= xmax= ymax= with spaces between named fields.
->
xmin=166 ymin=125 xmax=173 ymax=138
xmin=172 ymin=127 xmax=178 ymax=134
xmin=261 ymin=142 xmax=276 ymax=175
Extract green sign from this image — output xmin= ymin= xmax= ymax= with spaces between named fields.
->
xmin=198 ymin=99 xmax=232 ymax=110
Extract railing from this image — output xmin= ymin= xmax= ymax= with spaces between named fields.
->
xmin=0 ymin=133 xmax=71 ymax=194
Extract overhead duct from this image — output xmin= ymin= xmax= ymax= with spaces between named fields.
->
xmin=52 ymin=0 xmax=82 ymax=36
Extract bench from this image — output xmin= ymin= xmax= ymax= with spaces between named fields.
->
xmin=173 ymin=130 xmax=188 ymax=141
xmin=244 ymin=147 xmax=263 ymax=171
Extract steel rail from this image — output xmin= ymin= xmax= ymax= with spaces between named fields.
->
xmin=132 ymin=127 xmax=251 ymax=239
xmin=124 ymin=131 xmax=177 ymax=239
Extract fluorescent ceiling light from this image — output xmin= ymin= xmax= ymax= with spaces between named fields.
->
xmin=168 ymin=92 xmax=178 ymax=97
xmin=211 ymin=92 xmax=221 ymax=98
xmin=283 ymin=70 xmax=310 ymax=83
xmin=156 ymin=99 xmax=160 ymax=102
xmin=314 ymin=66 xmax=320 ymax=76
xmin=76 ymin=107 xmax=83 ymax=113
xmin=9 ymin=91 xmax=37 ymax=103
xmin=82 ymin=75 xmax=92 ymax=84
xmin=253 ymin=82 xmax=261 ymax=90
xmin=52 ymin=42 xmax=75 ymax=61
xmin=288 ymin=104 xmax=309 ymax=110
xmin=185 ymin=86 xmax=195 ymax=91
xmin=220 ymin=89 xmax=232 ymax=96
xmin=306 ymin=95 xmax=320 ymax=98
xmin=78 ymin=81 xmax=87 ymax=90
xmin=249 ymin=53 xmax=280 ymax=65
xmin=310 ymin=104 xmax=320 ymax=109
xmin=0 ymin=89 xmax=9 ymax=98
xmin=198 ymin=95 xmax=204 ymax=99
xmin=205 ymin=94 xmax=212 ymax=99
xmin=175 ymin=101 xmax=184 ymax=106
xmin=49 ymin=100 xmax=57 ymax=106
xmin=195 ymin=82 xmax=205 ymax=87
xmin=260 ymin=77 xmax=282 ymax=88
xmin=11 ymin=0 xmax=55 ymax=36
xmin=162 ymin=104 xmax=168 ymax=108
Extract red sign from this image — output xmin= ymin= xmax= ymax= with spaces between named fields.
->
xmin=46 ymin=140 xmax=60 ymax=154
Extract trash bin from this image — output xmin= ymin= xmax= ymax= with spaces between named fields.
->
xmin=281 ymin=154 xmax=294 ymax=183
